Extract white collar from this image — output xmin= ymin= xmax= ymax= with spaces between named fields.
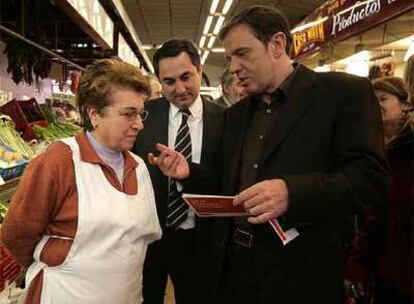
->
xmin=170 ymin=95 xmax=203 ymax=119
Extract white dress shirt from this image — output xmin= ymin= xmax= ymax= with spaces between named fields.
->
xmin=168 ymin=95 xmax=203 ymax=229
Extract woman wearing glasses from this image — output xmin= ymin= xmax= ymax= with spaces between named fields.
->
xmin=1 ymin=59 xmax=161 ymax=304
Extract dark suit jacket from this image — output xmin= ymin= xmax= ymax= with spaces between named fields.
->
xmin=208 ymin=65 xmax=390 ymax=303
xmin=133 ymin=97 xmax=224 ymax=228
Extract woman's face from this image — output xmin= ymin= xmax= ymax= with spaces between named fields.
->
xmin=375 ymin=90 xmax=405 ymax=125
xmin=90 ymin=86 xmax=147 ymax=151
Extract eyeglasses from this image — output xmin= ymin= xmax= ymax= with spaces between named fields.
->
xmin=118 ymin=109 xmax=149 ymax=122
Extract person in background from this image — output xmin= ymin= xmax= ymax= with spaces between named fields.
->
xmin=404 ymin=55 xmax=413 ymax=104
xmin=149 ymin=5 xmax=389 ymax=304
xmin=368 ymin=65 xmax=382 ymax=81
xmin=132 ymin=38 xmax=224 ymax=304
xmin=345 ymin=77 xmax=413 ymax=304
xmin=215 ymin=68 xmax=247 ymax=107
xmin=1 ymin=59 xmax=162 ymax=304
xmin=147 ymin=74 xmax=163 ymax=100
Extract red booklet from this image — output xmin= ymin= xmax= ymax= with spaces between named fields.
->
xmin=182 ymin=193 xmax=248 ymax=217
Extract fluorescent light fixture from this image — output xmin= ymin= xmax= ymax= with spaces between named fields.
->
xmin=207 ymin=36 xmax=216 ymax=49
xmin=199 ymin=36 xmax=207 ymax=49
xmin=345 ymin=61 xmax=369 ymax=77
xmin=200 ymin=86 xmax=219 ymax=91
xmin=210 ymin=0 xmax=220 ymax=15
xmin=142 ymin=44 xmax=161 ymax=50
xmin=404 ymin=40 xmax=414 ymax=61
xmin=212 ymin=47 xmax=225 ymax=53
xmin=213 ymin=16 xmax=225 ymax=35
xmin=314 ymin=65 xmax=331 ymax=72
xmin=222 ymin=0 xmax=234 ymax=14
xmin=203 ymin=16 xmax=213 ymax=35
xmin=291 ymin=17 xmax=328 ymax=34
xmin=201 ymin=50 xmax=210 ymax=65
xmin=93 ymin=0 xmax=100 ymax=14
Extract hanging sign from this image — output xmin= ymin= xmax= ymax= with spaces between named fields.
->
xmin=291 ymin=0 xmax=414 ymax=61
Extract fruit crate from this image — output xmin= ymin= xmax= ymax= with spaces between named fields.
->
xmin=0 ymin=161 xmax=27 ymax=181
xmin=0 ymin=245 xmax=21 ymax=292
xmin=0 ymin=99 xmax=48 ymax=141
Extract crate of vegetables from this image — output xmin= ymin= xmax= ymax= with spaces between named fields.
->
xmin=0 ymin=98 xmax=48 ymax=141
xmin=0 ymin=143 xmax=27 ymax=181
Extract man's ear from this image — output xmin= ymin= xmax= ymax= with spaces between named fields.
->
xmin=196 ymin=64 xmax=203 ymax=75
xmin=269 ymin=31 xmax=287 ymax=58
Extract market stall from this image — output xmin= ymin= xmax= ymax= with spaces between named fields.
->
xmin=291 ymin=0 xmax=414 ymax=77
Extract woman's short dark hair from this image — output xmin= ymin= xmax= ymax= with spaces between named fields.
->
xmin=219 ymin=5 xmax=293 ymax=55
xmin=153 ymin=39 xmax=201 ymax=77
xmin=372 ymin=77 xmax=409 ymax=104
xmin=77 ymin=58 xmax=150 ymax=131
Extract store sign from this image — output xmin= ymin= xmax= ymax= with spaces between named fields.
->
xmin=291 ymin=0 xmax=414 ymax=60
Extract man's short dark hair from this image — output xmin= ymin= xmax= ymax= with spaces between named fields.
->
xmin=219 ymin=5 xmax=293 ymax=55
xmin=153 ymin=38 xmax=201 ymax=77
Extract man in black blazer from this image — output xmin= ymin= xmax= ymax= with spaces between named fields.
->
xmin=149 ymin=6 xmax=390 ymax=304
xmin=132 ymin=39 xmax=224 ymax=304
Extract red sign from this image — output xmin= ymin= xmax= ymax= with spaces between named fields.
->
xmin=291 ymin=0 xmax=414 ymax=61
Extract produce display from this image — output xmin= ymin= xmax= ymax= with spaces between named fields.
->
xmin=52 ymin=101 xmax=80 ymax=124
xmin=0 ymin=199 xmax=9 ymax=224
xmin=0 ymin=143 xmax=24 ymax=167
xmin=0 ymin=116 xmax=34 ymax=159
xmin=33 ymin=122 xmax=82 ymax=141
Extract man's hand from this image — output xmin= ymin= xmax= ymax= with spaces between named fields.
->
xmin=148 ymin=143 xmax=190 ymax=180
xmin=233 ymin=179 xmax=289 ymax=224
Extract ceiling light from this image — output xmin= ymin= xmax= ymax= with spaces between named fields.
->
xmin=345 ymin=61 xmax=369 ymax=77
xmin=213 ymin=16 xmax=225 ymax=35
xmin=199 ymin=36 xmax=207 ymax=49
xmin=207 ymin=36 xmax=216 ymax=49
xmin=314 ymin=65 xmax=331 ymax=72
xmin=210 ymin=0 xmax=220 ymax=14
xmin=404 ymin=40 xmax=414 ymax=61
xmin=203 ymin=16 xmax=213 ymax=35
xmin=212 ymin=47 xmax=225 ymax=53
xmin=222 ymin=0 xmax=234 ymax=14
xmin=200 ymin=86 xmax=219 ymax=91
xmin=201 ymin=51 xmax=210 ymax=65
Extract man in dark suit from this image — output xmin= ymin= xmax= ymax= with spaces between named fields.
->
xmin=132 ymin=39 xmax=224 ymax=304
xmin=149 ymin=6 xmax=390 ymax=304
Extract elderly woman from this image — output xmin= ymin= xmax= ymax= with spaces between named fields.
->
xmin=1 ymin=59 xmax=161 ymax=304
xmin=345 ymin=77 xmax=413 ymax=304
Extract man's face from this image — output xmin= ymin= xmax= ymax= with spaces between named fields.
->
xmin=158 ymin=52 xmax=202 ymax=108
xmin=224 ymin=24 xmax=278 ymax=95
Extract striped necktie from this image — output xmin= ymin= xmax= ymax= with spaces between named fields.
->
xmin=166 ymin=109 xmax=192 ymax=229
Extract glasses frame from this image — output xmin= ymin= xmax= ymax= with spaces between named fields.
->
xmin=116 ymin=108 xmax=149 ymax=122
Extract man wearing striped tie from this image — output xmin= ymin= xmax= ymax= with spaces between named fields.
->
xmin=133 ymin=38 xmax=224 ymax=304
